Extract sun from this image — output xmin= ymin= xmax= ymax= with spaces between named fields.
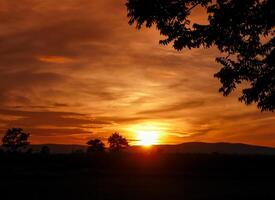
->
xmin=137 ymin=130 xmax=158 ymax=146
xmin=126 ymin=122 xmax=167 ymax=147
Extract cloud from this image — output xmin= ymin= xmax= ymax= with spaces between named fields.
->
xmin=138 ymin=100 xmax=205 ymax=115
xmin=0 ymin=109 xmax=111 ymax=129
xmin=0 ymin=0 xmax=274 ymax=145
xmin=38 ymin=56 xmax=74 ymax=64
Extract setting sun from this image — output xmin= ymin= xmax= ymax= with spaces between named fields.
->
xmin=137 ymin=131 xmax=158 ymax=146
xmin=0 ymin=0 xmax=273 ymax=199
xmin=126 ymin=122 xmax=167 ymax=146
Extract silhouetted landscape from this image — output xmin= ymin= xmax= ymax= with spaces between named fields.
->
xmin=9 ymin=142 xmax=275 ymax=154
xmin=1 ymin=150 xmax=275 ymax=200
xmin=1 ymin=128 xmax=275 ymax=199
xmin=0 ymin=0 xmax=274 ymax=199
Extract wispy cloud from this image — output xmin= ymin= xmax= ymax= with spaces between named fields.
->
xmin=0 ymin=0 xmax=274 ymax=146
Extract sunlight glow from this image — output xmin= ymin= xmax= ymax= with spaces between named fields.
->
xmin=127 ymin=122 xmax=168 ymax=146
xmin=137 ymin=130 xmax=158 ymax=146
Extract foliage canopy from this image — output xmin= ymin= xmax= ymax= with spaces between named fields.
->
xmin=108 ymin=132 xmax=129 ymax=152
xmin=87 ymin=139 xmax=105 ymax=152
xmin=126 ymin=0 xmax=274 ymax=111
xmin=2 ymin=128 xmax=30 ymax=152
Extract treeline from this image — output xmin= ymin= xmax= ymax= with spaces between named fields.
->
xmin=0 ymin=128 xmax=130 ymax=155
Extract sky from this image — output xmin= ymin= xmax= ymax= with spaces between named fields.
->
xmin=0 ymin=0 xmax=274 ymax=146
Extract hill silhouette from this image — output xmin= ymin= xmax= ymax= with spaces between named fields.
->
xmin=1 ymin=142 xmax=275 ymax=199
xmin=25 ymin=142 xmax=275 ymax=155
xmin=151 ymin=142 xmax=275 ymax=155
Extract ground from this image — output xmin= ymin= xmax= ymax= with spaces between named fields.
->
xmin=1 ymin=153 xmax=274 ymax=200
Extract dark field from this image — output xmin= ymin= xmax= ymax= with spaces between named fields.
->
xmin=1 ymin=153 xmax=275 ymax=200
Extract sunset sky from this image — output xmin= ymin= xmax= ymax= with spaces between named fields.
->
xmin=0 ymin=0 xmax=274 ymax=146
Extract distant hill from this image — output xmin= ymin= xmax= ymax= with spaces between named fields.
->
xmin=3 ymin=142 xmax=275 ymax=155
xmin=147 ymin=142 xmax=275 ymax=155
xmin=30 ymin=144 xmax=87 ymax=154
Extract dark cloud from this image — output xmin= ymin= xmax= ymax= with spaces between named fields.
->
xmin=97 ymin=116 xmax=149 ymax=124
xmin=219 ymin=111 xmax=275 ymax=121
xmin=139 ymin=100 xmax=205 ymax=115
xmin=52 ymin=103 xmax=69 ymax=107
xmin=0 ymin=127 xmax=92 ymax=137
xmin=0 ymin=70 xmax=67 ymax=106
xmin=0 ymin=109 xmax=111 ymax=129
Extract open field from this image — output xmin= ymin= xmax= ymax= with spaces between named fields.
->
xmin=1 ymin=153 xmax=275 ymax=200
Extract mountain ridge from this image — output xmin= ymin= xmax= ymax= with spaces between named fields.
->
xmin=17 ymin=142 xmax=275 ymax=154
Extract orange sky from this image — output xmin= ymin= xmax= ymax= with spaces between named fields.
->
xmin=0 ymin=0 xmax=274 ymax=146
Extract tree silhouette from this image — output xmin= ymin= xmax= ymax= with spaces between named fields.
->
xmin=126 ymin=0 xmax=274 ymax=111
xmin=108 ymin=133 xmax=129 ymax=152
xmin=2 ymin=128 xmax=30 ymax=152
xmin=87 ymin=139 xmax=105 ymax=153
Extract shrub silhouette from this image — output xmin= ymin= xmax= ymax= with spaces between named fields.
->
xmin=71 ymin=149 xmax=85 ymax=154
xmin=40 ymin=146 xmax=50 ymax=155
xmin=87 ymin=139 xmax=105 ymax=153
xmin=126 ymin=0 xmax=274 ymax=111
xmin=26 ymin=148 xmax=33 ymax=154
xmin=108 ymin=132 xmax=129 ymax=152
xmin=2 ymin=128 xmax=30 ymax=153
